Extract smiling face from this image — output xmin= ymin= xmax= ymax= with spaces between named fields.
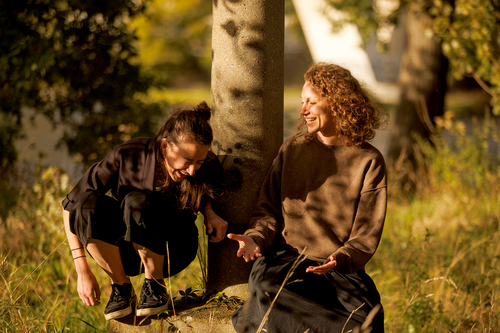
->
xmin=300 ymin=81 xmax=336 ymax=139
xmin=161 ymin=136 xmax=210 ymax=182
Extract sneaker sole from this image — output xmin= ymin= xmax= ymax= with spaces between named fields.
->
xmin=104 ymin=296 xmax=136 ymax=321
xmin=136 ymin=302 xmax=170 ymax=317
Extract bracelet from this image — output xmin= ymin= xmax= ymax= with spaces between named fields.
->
xmin=73 ymin=255 xmax=86 ymax=260
xmin=71 ymin=247 xmax=84 ymax=251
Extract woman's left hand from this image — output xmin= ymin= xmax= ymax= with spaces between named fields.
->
xmin=203 ymin=201 xmax=228 ymax=242
xmin=305 ymin=254 xmax=337 ymax=275
xmin=204 ymin=213 xmax=228 ymax=242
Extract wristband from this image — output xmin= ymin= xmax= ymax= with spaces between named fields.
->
xmin=73 ymin=255 xmax=86 ymax=260
xmin=71 ymin=247 xmax=84 ymax=251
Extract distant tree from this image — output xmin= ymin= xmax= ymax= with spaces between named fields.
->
xmin=428 ymin=0 xmax=500 ymax=114
xmin=0 ymin=0 xmax=166 ymax=173
xmin=323 ymin=0 xmax=500 ymax=166
xmin=130 ymin=0 xmax=212 ymax=87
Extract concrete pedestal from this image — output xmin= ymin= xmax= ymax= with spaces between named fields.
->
xmin=108 ymin=301 xmax=237 ymax=333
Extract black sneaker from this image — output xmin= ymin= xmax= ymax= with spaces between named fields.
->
xmin=104 ymin=282 xmax=136 ymax=321
xmin=136 ymin=278 xmax=170 ymax=316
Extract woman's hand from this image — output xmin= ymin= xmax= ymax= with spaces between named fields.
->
xmin=76 ymin=266 xmax=101 ymax=306
xmin=305 ymin=254 xmax=337 ymax=275
xmin=227 ymin=233 xmax=262 ymax=262
xmin=204 ymin=213 xmax=228 ymax=243
xmin=203 ymin=200 xmax=228 ymax=242
xmin=63 ymin=209 xmax=101 ymax=306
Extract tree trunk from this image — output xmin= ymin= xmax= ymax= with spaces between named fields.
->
xmin=208 ymin=0 xmax=284 ymax=296
xmin=387 ymin=4 xmax=448 ymax=167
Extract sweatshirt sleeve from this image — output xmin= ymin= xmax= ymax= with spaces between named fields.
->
xmin=244 ymin=154 xmax=284 ymax=252
xmin=333 ymin=155 xmax=387 ymax=274
xmin=61 ymin=148 xmax=120 ymax=211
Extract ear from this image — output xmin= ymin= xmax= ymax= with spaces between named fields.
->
xmin=161 ymin=138 xmax=169 ymax=150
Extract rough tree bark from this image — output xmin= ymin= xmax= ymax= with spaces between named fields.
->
xmin=387 ymin=3 xmax=449 ymax=168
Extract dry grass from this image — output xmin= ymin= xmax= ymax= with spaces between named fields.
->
xmin=1 ymin=114 xmax=500 ymax=332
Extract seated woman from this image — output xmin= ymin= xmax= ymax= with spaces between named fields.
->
xmin=62 ymin=102 xmax=227 ymax=320
xmin=228 ymin=63 xmax=388 ymax=332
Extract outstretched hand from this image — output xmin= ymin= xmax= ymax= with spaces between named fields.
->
xmin=305 ymin=254 xmax=337 ymax=275
xmin=227 ymin=233 xmax=262 ymax=262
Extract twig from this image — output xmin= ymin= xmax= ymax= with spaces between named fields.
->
xmin=167 ymin=241 xmax=176 ymax=318
xmin=415 ymin=94 xmax=435 ymax=134
xmin=472 ymin=73 xmax=498 ymax=100
xmin=255 ymin=248 xmax=308 ymax=333
xmin=341 ymin=303 xmax=365 ymax=333
xmin=360 ymin=303 xmax=382 ymax=332
xmin=12 ymin=240 xmax=65 ymax=296
xmin=402 ymin=276 xmax=458 ymax=316
xmin=488 ymin=290 xmax=495 ymax=333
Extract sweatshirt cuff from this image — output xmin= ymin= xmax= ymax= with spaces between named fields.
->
xmin=333 ymin=250 xmax=351 ymax=274
xmin=244 ymin=230 xmax=267 ymax=253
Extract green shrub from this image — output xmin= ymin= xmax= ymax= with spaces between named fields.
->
xmin=371 ymin=113 xmax=500 ymax=332
xmin=0 ymin=167 xmax=205 ymax=332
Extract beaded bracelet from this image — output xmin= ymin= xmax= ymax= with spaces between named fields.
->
xmin=73 ymin=255 xmax=86 ymax=260
xmin=71 ymin=247 xmax=84 ymax=251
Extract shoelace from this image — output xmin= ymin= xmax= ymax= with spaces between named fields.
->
xmin=144 ymin=280 xmax=166 ymax=301
xmin=111 ymin=284 xmax=129 ymax=302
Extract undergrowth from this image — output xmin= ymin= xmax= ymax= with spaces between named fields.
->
xmin=370 ymin=112 xmax=500 ymax=332
xmin=1 ymin=113 xmax=500 ymax=332
xmin=0 ymin=168 xmax=206 ymax=332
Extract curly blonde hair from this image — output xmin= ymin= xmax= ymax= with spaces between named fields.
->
xmin=295 ymin=63 xmax=387 ymax=147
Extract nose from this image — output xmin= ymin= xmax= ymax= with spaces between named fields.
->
xmin=186 ymin=164 xmax=196 ymax=176
xmin=300 ymin=103 xmax=308 ymax=115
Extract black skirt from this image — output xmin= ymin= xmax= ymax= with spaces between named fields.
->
xmin=232 ymin=249 xmax=384 ymax=333
xmin=68 ymin=190 xmax=199 ymax=277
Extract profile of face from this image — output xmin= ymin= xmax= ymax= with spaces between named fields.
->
xmin=300 ymin=81 xmax=335 ymax=137
xmin=161 ymin=136 xmax=210 ymax=182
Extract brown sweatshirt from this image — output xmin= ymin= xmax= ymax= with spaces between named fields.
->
xmin=244 ymin=135 xmax=387 ymax=274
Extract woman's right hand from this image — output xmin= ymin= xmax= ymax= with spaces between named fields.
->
xmin=76 ymin=264 xmax=101 ymax=306
xmin=63 ymin=209 xmax=101 ymax=306
xmin=227 ymin=233 xmax=262 ymax=262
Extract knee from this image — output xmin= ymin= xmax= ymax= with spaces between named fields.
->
xmin=71 ymin=191 xmax=109 ymax=220
xmin=76 ymin=190 xmax=101 ymax=211
xmin=122 ymin=190 xmax=151 ymax=212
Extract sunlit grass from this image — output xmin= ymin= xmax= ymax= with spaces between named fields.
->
xmin=1 ymin=104 xmax=500 ymax=332
xmin=0 ymin=168 xmax=206 ymax=332
xmin=368 ymin=114 xmax=500 ymax=332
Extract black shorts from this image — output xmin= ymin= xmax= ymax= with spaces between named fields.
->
xmin=68 ymin=190 xmax=199 ymax=277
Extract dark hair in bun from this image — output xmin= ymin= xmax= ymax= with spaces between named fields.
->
xmin=153 ymin=101 xmax=217 ymax=212
xmin=154 ymin=101 xmax=213 ymax=147
xmin=193 ymin=101 xmax=211 ymax=122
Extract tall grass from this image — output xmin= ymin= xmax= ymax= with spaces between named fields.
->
xmin=1 ymin=113 xmax=500 ymax=332
xmin=370 ymin=112 xmax=500 ymax=332
xmin=0 ymin=167 xmax=107 ymax=332
xmin=0 ymin=167 xmax=205 ymax=332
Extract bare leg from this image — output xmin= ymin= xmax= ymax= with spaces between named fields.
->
xmin=87 ymin=239 xmax=130 ymax=285
xmin=133 ymin=243 xmax=165 ymax=281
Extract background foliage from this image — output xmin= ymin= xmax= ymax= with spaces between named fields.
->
xmin=0 ymin=0 xmax=168 ymax=173
xmin=372 ymin=114 xmax=500 ymax=332
xmin=130 ymin=0 xmax=212 ymax=88
xmin=324 ymin=0 xmax=499 ymax=166
xmin=428 ymin=0 xmax=500 ymax=114
xmin=324 ymin=0 xmax=499 ymax=114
